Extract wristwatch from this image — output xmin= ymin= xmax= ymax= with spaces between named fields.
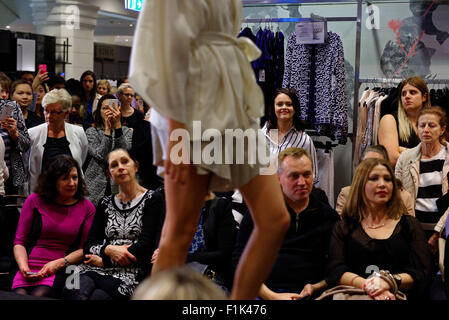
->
xmin=379 ymin=270 xmax=401 ymax=289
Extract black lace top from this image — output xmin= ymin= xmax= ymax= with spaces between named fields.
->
xmin=326 ymin=215 xmax=433 ymax=299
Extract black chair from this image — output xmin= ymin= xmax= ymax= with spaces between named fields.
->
xmin=0 ymin=194 xmax=26 ymax=291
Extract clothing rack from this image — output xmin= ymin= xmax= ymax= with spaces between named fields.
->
xmin=242 ymin=17 xmax=357 ymax=23
xmin=359 ymin=78 xmax=449 ymax=85
xmin=242 ymin=0 xmax=363 ymax=172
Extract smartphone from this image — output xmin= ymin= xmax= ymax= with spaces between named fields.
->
xmin=38 ymin=64 xmax=47 ymax=74
xmin=26 ymin=271 xmax=39 ymax=275
xmin=0 ymin=103 xmax=14 ymax=121
xmin=109 ymin=99 xmax=119 ymax=110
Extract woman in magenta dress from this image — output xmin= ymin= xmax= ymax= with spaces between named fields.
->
xmin=12 ymin=155 xmax=95 ymax=298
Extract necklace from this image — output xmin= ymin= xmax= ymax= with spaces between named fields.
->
xmin=118 ymin=188 xmax=141 ymax=209
xmin=363 ymin=218 xmax=386 ymax=229
xmin=364 ymin=222 xmax=385 ymax=229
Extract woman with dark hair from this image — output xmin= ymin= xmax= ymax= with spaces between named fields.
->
xmin=0 ymin=91 xmax=30 ymax=197
xmin=63 ymin=148 xmax=164 ymax=300
xmin=10 ymin=80 xmax=44 ymax=129
xmin=262 ymin=88 xmax=318 ymax=182
xmin=327 ymin=158 xmax=432 ymax=300
xmin=11 ymin=155 xmax=95 ymax=298
xmin=80 ymin=70 xmax=100 ymax=127
xmin=0 ymin=72 xmax=12 ymax=99
xmin=65 ymin=78 xmax=84 ymax=126
xmin=34 ymin=83 xmax=47 ymax=120
xmin=84 ymin=94 xmax=132 ymax=206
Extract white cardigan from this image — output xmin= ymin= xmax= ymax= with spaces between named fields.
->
xmin=28 ymin=122 xmax=88 ymax=193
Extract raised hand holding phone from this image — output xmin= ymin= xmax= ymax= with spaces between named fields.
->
xmin=108 ymin=99 xmax=121 ymax=129
xmin=33 ymin=64 xmax=49 ymax=91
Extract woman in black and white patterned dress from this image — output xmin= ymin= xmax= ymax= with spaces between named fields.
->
xmin=63 ymin=148 xmax=164 ymax=300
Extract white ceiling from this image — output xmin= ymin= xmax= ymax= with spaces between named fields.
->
xmin=0 ymin=0 xmax=139 ymax=47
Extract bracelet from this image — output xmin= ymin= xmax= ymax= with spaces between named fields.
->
xmin=378 ymin=270 xmax=398 ymax=295
xmin=350 ymin=275 xmax=360 ymax=287
xmin=63 ymin=257 xmax=69 ymax=267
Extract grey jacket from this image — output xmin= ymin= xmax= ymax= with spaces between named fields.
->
xmin=85 ymin=126 xmax=132 ymax=206
xmin=395 ymin=141 xmax=449 ymax=233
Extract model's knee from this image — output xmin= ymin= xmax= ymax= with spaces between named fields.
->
xmin=275 ymin=209 xmax=290 ymax=232
xmin=258 ymin=208 xmax=290 ymax=234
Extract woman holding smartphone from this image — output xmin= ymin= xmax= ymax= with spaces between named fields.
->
xmin=84 ymin=94 xmax=133 ymax=206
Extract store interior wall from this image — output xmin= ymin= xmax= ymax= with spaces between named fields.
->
xmin=2 ymin=1 xmax=449 ymax=206
xmin=243 ymin=1 xmax=449 ymax=206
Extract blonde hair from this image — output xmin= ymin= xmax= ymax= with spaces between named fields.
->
xmin=97 ymin=79 xmax=111 ymax=94
xmin=42 ymin=88 xmax=72 ymax=112
xmin=342 ymin=158 xmax=405 ymax=222
xmin=397 ymin=76 xmax=431 ymax=143
xmin=132 ymin=267 xmax=227 ymax=300
xmin=117 ymin=83 xmax=134 ymax=96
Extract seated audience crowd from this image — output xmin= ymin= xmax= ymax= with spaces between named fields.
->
xmin=0 ymin=71 xmax=448 ymax=301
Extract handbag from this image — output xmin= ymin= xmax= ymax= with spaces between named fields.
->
xmin=316 ymin=285 xmax=407 ymax=300
xmin=316 ymin=271 xmax=408 ymax=301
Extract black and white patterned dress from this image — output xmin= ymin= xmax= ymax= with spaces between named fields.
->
xmin=78 ymin=190 xmax=164 ymax=297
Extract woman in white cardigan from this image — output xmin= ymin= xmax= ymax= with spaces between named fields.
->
xmin=27 ymin=89 xmax=88 ymax=194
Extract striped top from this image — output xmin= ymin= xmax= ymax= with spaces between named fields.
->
xmin=415 ymin=146 xmax=445 ymax=224
xmin=262 ymin=123 xmax=318 ymax=183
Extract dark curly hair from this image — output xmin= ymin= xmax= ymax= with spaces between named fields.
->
xmin=35 ymin=155 xmax=87 ymax=202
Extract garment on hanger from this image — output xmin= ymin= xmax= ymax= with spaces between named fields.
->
xmin=238 ymin=26 xmax=285 ymax=125
xmin=353 ymin=88 xmax=370 ymax=167
xmin=314 ymin=141 xmax=336 ymax=207
xmin=283 ymin=31 xmax=348 ymax=144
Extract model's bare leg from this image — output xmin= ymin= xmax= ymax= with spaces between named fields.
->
xmin=151 ymin=164 xmax=210 ymax=274
xmin=230 ymin=173 xmax=290 ymax=300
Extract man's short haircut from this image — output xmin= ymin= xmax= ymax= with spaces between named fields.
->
xmin=278 ymin=147 xmax=312 ymax=174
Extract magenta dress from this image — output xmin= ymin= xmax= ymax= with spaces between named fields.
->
xmin=12 ymin=193 xmax=95 ymax=289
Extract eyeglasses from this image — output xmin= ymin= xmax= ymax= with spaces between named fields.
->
xmin=44 ymin=109 xmax=64 ymax=115
xmin=122 ymin=93 xmax=134 ymax=97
